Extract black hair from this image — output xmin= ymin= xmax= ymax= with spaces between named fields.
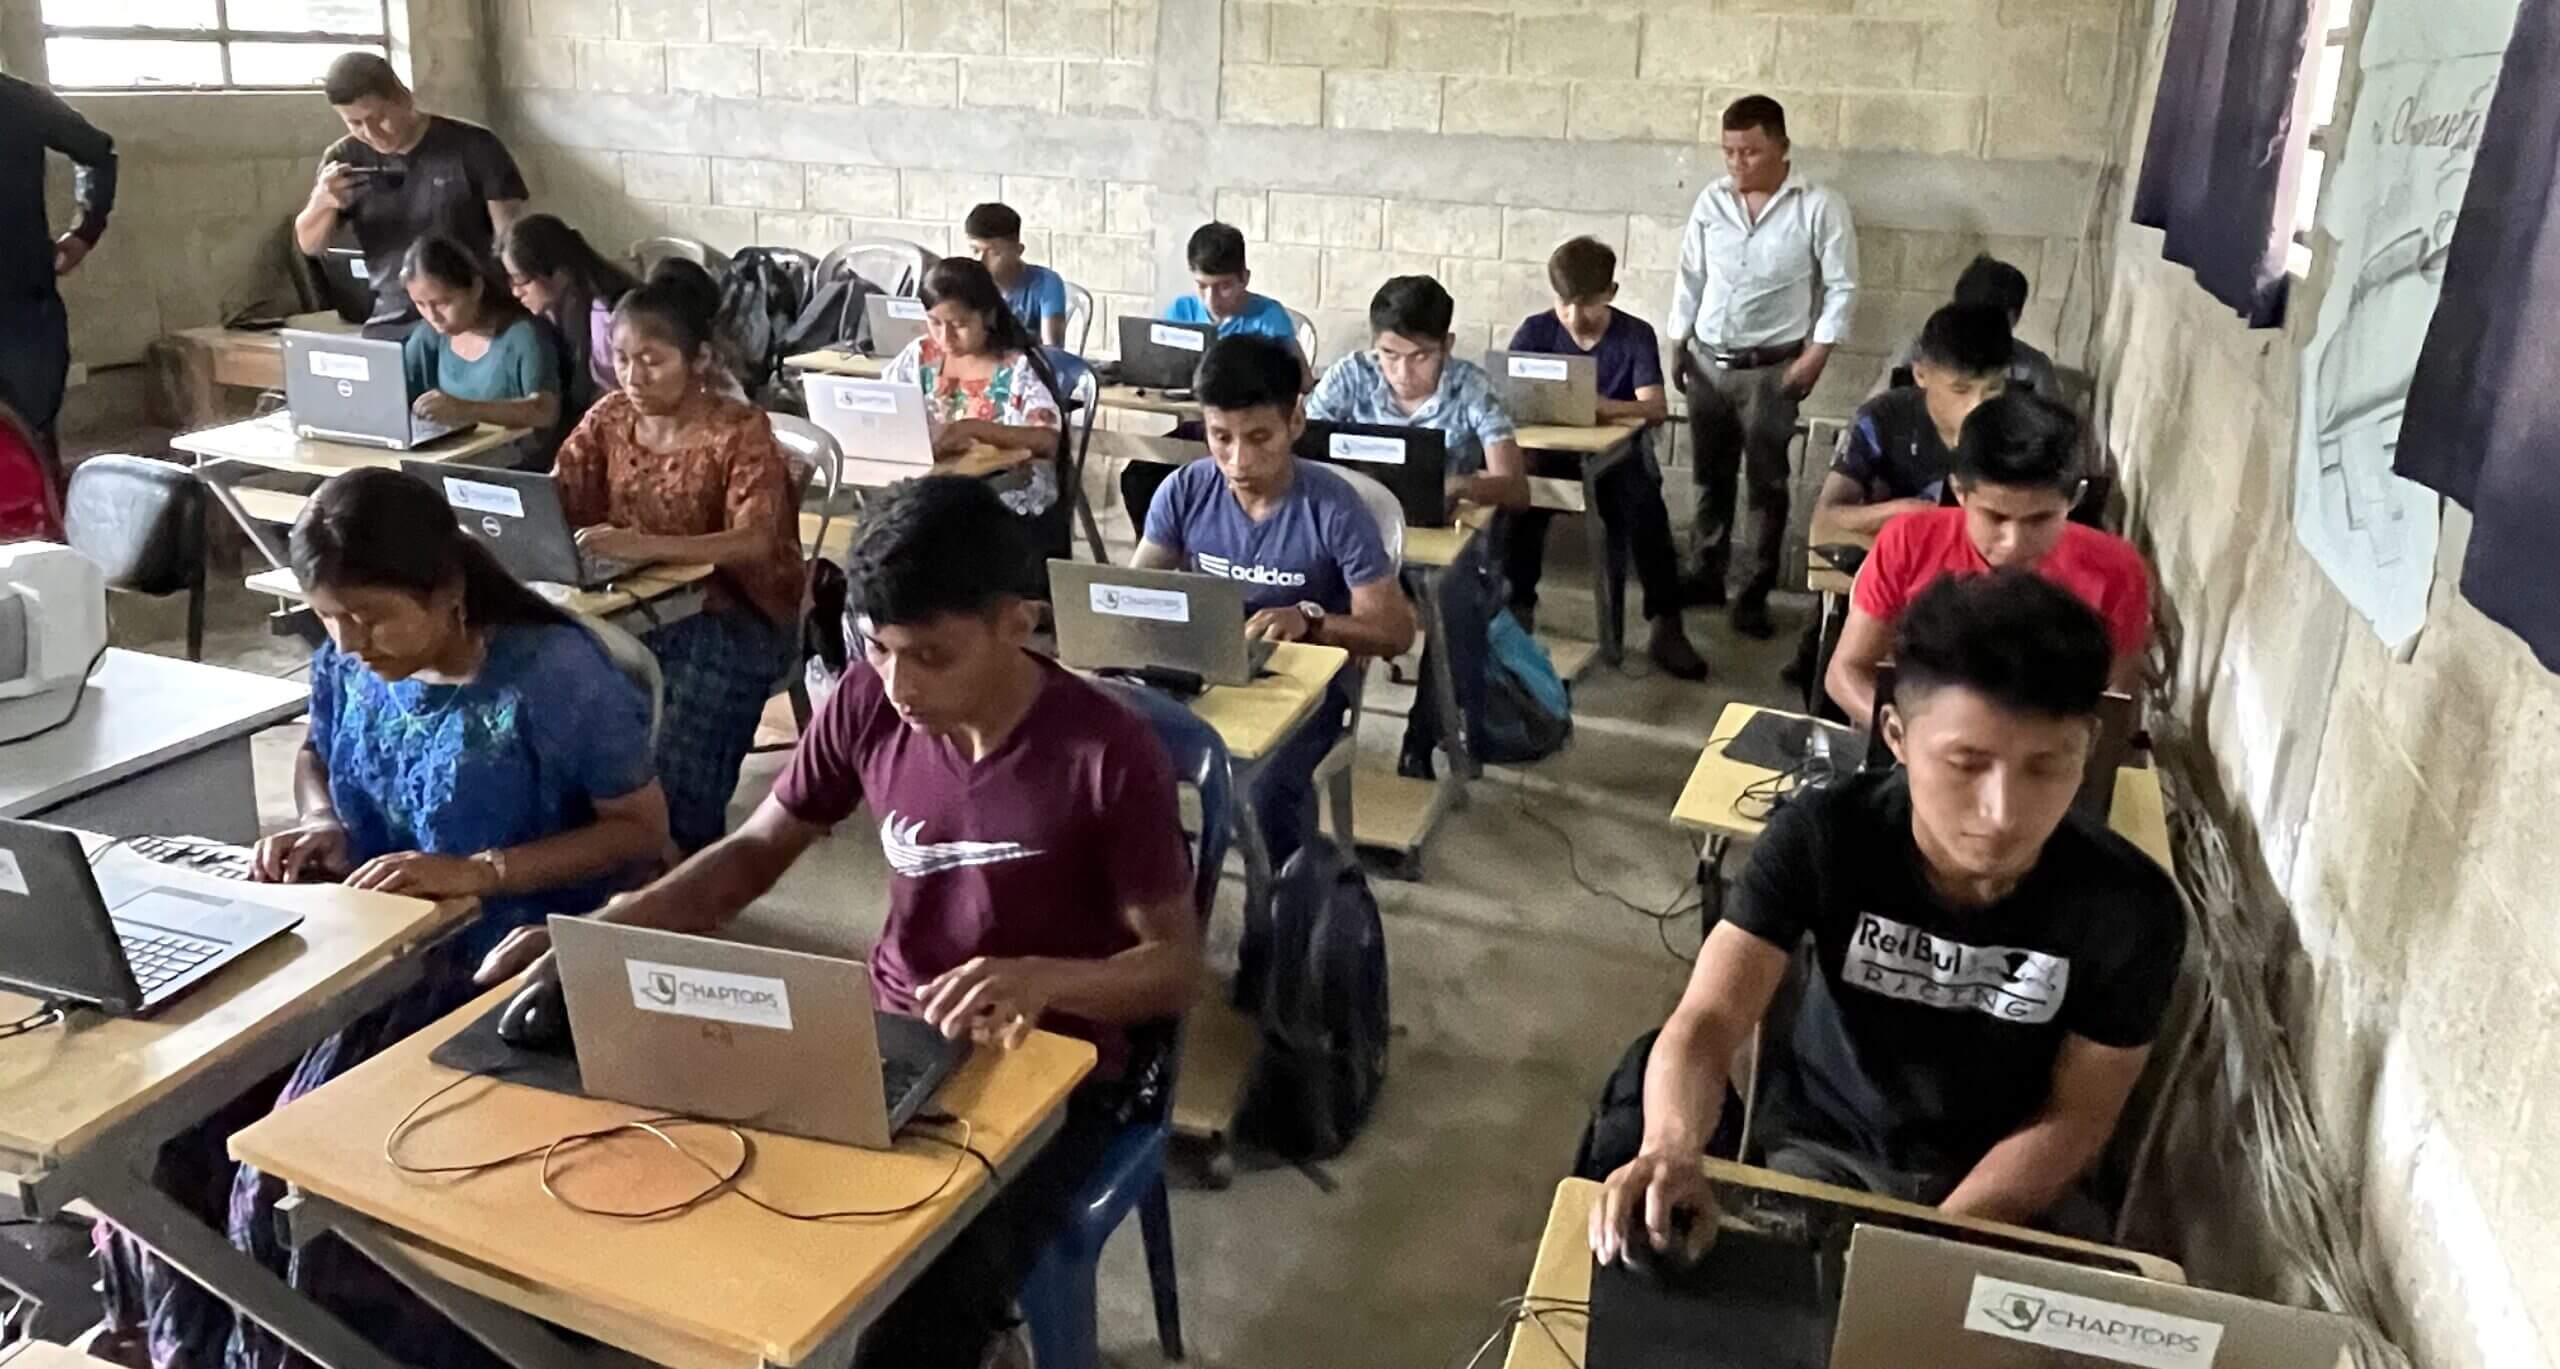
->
xmin=501 ymin=214 xmax=639 ymax=315
xmin=1895 ymin=569 xmax=2110 ymax=722
xmin=843 ymin=476 xmax=1033 ymax=626
xmin=1721 ymin=94 xmax=1789 ymax=142
xmin=400 ymin=235 xmax=528 ymax=330
xmin=1195 ymin=335 xmax=1302 ymax=415
xmin=1369 ymin=274 xmax=1455 ymax=342
xmin=919 ymin=257 xmax=1064 ymax=424
xmin=291 ymin=468 xmax=571 ymax=630
xmin=323 ymin=51 xmax=405 ymax=106
xmin=1547 ymin=236 xmax=1617 ymax=301
xmin=1186 ymin=222 xmax=1249 ymax=277
xmin=1953 ymin=254 xmax=2033 ymax=322
xmin=964 ymin=202 xmax=1023 ymax=242
xmin=1914 ymin=303 xmax=2015 ymax=380
xmin=1952 ymin=393 xmax=2080 ymax=493
xmin=610 ymin=258 xmax=721 ymax=358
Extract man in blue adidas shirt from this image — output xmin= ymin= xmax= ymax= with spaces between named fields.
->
xmin=1136 ymin=335 xmax=1416 ymax=865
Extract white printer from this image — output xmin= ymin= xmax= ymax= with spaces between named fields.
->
xmin=0 ymin=541 xmax=109 ymax=743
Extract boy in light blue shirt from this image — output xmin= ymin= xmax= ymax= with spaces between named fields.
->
xmin=1165 ymin=221 xmax=1309 ymax=389
xmin=964 ymin=202 xmax=1069 ymax=349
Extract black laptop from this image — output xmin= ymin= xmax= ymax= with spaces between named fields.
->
xmin=0 ymin=819 xmax=301 ymax=1017
xmin=401 ymin=462 xmax=645 ymax=589
xmin=1297 ymin=421 xmax=1451 ymax=528
xmin=1117 ymin=317 xmax=1214 ymax=390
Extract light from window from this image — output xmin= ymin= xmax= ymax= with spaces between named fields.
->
xmin=2287 ymin=7 xmax=2353 ymax=278
xmin=41 ymin=0 xmax=390 ymax=92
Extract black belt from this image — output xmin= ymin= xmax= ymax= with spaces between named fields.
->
xmin=1697 ymin=340 xmax=1806 ymax=371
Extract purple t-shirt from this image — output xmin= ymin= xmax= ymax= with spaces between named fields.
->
xmin=1507 ymin=307 xmax=1666 ymax=403
xmin=772 ymin=653 xmax=1193 ymax=1074
xmin=1140 ymin=457 xmax=1394 ymax=616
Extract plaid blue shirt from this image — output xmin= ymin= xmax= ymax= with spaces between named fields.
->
xmin=1306 ymin=351 xmax=1516 ymax=476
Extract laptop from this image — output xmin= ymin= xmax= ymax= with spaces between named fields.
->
xmin=548 ymin=916 xmax=963 ymax=1149
xmin=864 ymin=293 xmax=930 ymax=357
xmin=1297 ymin=421 xmax=1452 ymax=528
xmin=281 ymin=330 xmax=462 ymax=451
xmin=801 ymin=373 xmax=939 ymax=473
xmin=1117 ymin=317 xmax=1214 ymax=390
xmin=1486 ymin=349 xmax=1600 ymax=426
xmin=308 ymin=245 xmax=374 ymax=324
xmin=0 ymin=819 xmax=302 ymax=1017
xmin=1832 ymin=1227 xmax=2355 ymax=1369
xmin=1048 ymin=560 xmax=1274 ymax=687
xmin=401 ymin=462 xmax=646 ymax=589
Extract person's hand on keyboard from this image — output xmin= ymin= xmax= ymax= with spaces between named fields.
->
xmin=573 ymin=524 xmax=655 ymax=560
xmin=253 ymin=818 xmax=351 ymax=883
xmin=344 ymin=851 xmax=500 ymax=898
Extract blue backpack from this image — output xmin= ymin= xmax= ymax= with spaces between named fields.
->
xmin=1475 ymin=608 xmax=1572 ymax=765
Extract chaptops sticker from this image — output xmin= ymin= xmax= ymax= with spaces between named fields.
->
xmin=1090 ymin=582 xmax=1190 ymax=623
xmin=1329 ymin=433 xmax=1407 ymax=465
xmin=441 ymin=477 xmax=525 ymax=519
xmin=308 ymin=350 xmax=370 ymax=383
xmin=833 ymin=383 xmax=901 ymax=415
xmin=1965 ymin=1276 xmax=2224 ymax=1369
xmin=1150 ymin=323 xmax=1208 ymax=352
xmin=1508 ymin=355 xmax=1571 ymax=382
xmin=884 ymin=297 xmax=927 ymax=320
xmin=625 ymin=959 xmax=794 ymax=1031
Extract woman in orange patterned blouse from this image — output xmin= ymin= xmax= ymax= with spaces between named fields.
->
xmin=553 ymin=268 xmax=803 ymax=852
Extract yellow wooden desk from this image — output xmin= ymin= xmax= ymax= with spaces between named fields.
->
xmin=1402 ymin=504 xmax=1488 ymax=570
xmin=784 ymin=349 xmax=1206 ymax=423
xmin=1503 ymin=1173 xmax=2183 ymax=1368
xmin=247 ymin=562 xmax=716 ymax=631
xmin=153 ymin=312 xmax=353 ymax=429
xmin=1183 ymin=640 xmax=1346 ymax=763
xmin=1806 ymin=506 xmax=1866 ymax=597
xmin=785 ymin=348 xmax=886 ymax=378
xmin=177 ymin=414 xmax=532 ymax=572
xmin=230 ymin=979 xmax=1097 ymax=1369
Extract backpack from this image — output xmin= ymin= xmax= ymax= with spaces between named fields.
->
xmin=1474 ymin=607 xmax=1572 ymax=765
xmin=1234 ymin=836 xmax=1391 ymax=1164
xmin=714 ymin=248 xmax=817 ymax=391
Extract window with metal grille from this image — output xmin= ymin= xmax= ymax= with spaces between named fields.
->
xmin=41 ymin=1 xmax=391 ymax=92
xmin=2286 ymin=2 xmax=2353 ymax=277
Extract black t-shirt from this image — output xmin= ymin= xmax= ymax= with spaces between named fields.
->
xmin=1728 ymin=770 xmax=2185 ymax=1186
xmin=323 ymin=115 xmax=527 ymax=324
xmin=1831 ymin=387 xmax=1955 ymax=503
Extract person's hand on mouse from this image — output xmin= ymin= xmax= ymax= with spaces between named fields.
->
xmin=476 ymin=924 xmax=556 ymax=987
xmin=252 ymin=818 xmax=350 ymax=883
xmin=918 ymin=957 xmax=1057 ymax=1048
xmin=1590 ymin=1149 xmax=1721 ymax=1268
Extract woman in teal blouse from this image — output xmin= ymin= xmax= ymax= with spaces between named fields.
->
xmin=399 ymin=234 xmax=561 ymax=439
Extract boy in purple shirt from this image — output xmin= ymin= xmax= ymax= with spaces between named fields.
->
xmin=1505 ymin=237 xmax=1707 ymax=680
xmin=477 ymin=476 xmax=1199 ymax=1369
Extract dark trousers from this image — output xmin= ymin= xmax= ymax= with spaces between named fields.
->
xmin=1501 ymin=446 xmax=1684 ymax=623
xmin=0 ymin=290 xmax=71 ymax=442
xmin=1683 ymin=345 xmax=1800 ymax=600
xmin=1249 ymin=687 xmax=1347 ymax=872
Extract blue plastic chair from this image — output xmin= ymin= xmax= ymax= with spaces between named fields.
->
xmin=1045 ymin=346 xmax=1110 ymax=564
xmin=1019 ymin=683 xmax=1231 ymax=1367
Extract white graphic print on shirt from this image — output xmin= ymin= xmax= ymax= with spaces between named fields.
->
xmin=878 ymin=812 xmax=1042 ymax=878
xmin=1842 ymin=913 xmax=2069 ymax=1024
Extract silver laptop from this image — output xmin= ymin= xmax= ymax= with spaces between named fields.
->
xmin=1117 ymin=317 xmax=1213 ymax=391
xmin=864 ymin=293 xmax=930 ymax=357
xmin=400 ymin=461 xmax=644 ymax=589
xmin=1832 ymin=1227 xmax=2355 ymax=1369
xmin=549 ymin=917 xmax=962 ymax=1149
xmin=1486 ymin=349 xmax=1600 ymax=426
xmin=281 ymin=329 xmax=462 ymax=450
xmin=1048 ymin=559 xmax=1274 ymax=687
xmin=802 ymin=373 xmax=938 ymax=469
xmin=0 ymin=819 xmax=301 ymax=1017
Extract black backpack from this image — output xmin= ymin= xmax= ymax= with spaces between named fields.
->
xmin=1234 ymin=837 xmax=1390 ymax=1163
xmin=715 ymin=247 xmax=817 ymax=391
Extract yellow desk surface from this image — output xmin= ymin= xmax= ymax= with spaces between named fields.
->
xmin=1513 ymin=420 xmax=1645 ymax=455
xmin=246 ymin=562 xmax=716 ymax=621
xmin=0 ymin=845 xmax=473 ymax=1171
xmin=1404 ymin=504 xmax=1491 ymax=570
xmin=1671 ymin=702 xmax=2176 ymax=870
xmin=785 ymin=350 xmax=1202 ymax=421
xmin=229 ymin=980 xmax=1095 ymax=1369
xmin=174 ymin=414 xmax=527 ymax=478
xmin=1504 ymin=1172 xmax=2183 ymax=1368
xmin=1184 ymin=640 xmax=1348 ymax=763
xmin=1806 ymin=506 xmax=1868 ymax=596
xmin=786 ymin=349 xmax=886 ymax=378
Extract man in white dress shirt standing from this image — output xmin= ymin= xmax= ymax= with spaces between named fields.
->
xmin=1667 ymin=95 xmax=1860 ymax=639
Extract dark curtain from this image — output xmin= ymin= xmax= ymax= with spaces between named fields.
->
xmin=2131 ymin=0 xmax=2316 ymax=327
xmin=2395 ymin=0 xmax=2560 ymax=667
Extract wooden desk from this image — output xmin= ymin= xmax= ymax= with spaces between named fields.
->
xmin=247 ymin=562 xmax=717 ymax=634
xmin=1184 ymin=640 xmax=1346 ymax=764
xmin=153 ymin=312 xmax=353 ymax=429
xmin=230 ymin=980 xmax=1096 ymax=1369
xmin=1805 ymin=506 xmax=1866 ymax=597
xmin=176 ymin=414 xmax=532 ymax=572
xmin=0 ymin=649 xmax=308 ymax=844
xmin=785 ymin=349 xmax=1206 ymax=424
xmin=1503 ymin=1173 xmax=2183 ymax=1369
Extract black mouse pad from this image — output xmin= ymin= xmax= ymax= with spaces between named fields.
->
xmin=1726 ymin=711 xmax=1864 ymax=775
xmin=1586 ymin=1227 xmax=1836 ymax=1369
xmin=427 ymin=997 xmax=590 ymax=1098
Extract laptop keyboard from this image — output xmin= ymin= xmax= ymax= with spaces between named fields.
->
xmin=882 ymin=1053 xmax=928 ymax=1112
xmin=127 ymin=834 xmax=254 ymax=881
xmin=117 ymin=926 xmax=227 ymax=993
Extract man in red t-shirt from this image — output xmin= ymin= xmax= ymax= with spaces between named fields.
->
xmin=1826 ymin=393 xmax=2149 ymax=727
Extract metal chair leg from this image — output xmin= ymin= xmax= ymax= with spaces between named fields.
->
xmin=185 ymin=576 xmax=207 ymax=662
xmin=1139 ymin=1177 xmax=1185 ymax=1360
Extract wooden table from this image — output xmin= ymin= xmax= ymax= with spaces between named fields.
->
xmin=152 ymin=312 xmax=353 ymax=430
xmin=247 ymin=562 xmax=716 ymax=637
xmin=1502 ymin=1173 xmax=2183 ymax=1369
xmin=230 ymin=979 xmax=1096 ymax=1369
xmin=0 ymin=649 xmax=308 ymax=844
xmin=785 ymin=349 xmax=1205 ymax=423
xmin=174 ymin=414 xmax=532 ymax=572
xmin=0 ymin=837 xmax=477 ymax=1369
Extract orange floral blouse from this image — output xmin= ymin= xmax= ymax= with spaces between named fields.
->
xmin=553 ymin=390 xmax=803 ymax=629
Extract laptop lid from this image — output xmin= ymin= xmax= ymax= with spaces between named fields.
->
xmin=1487 ymin=350 xmax=1599 ymax=427
xmin=0 ymin=819 xmax=140 ymax=1013
xmin=1298 ymin=421 xmax=1451 ymax=528
xmin=1048 ymin=559 xmax=1255 ymax=686
xmin=864 ymin=293 xmax=929 ymax=357
xmin=403 ymin=462 xmax=586 ymax=586
xmin=1833 ymin=1226 xmax=2356 ymax=1369
xmin=313 ymin=246 xmax=373 ymax=324
xmin=801 ymin=374 xmax=937 ymax=476
xmin=1118 ymin=317 xmax=1212 ymax=389
xmin=283 ymin=331 xmax=411 ymax=442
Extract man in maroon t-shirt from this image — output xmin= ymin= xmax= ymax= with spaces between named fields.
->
xmin=479 ymin=476 xmax=1198 ymax=1369
xmin=1828 ymin=394 xmax=2150 ymax=728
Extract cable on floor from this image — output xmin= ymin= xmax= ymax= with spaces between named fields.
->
xmin=1454 ymin=1295 xmax=1589 ymax=1369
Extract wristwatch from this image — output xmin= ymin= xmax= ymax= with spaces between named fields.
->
xmin=472 ymin=848 xmax=509 ymax=894
xmin=1295 ymin=601 xmax=1327 ymax=641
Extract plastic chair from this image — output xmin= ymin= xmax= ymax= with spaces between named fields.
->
xmin=63 ymin=455 xmax=207 ymax=661
xmin=1285 ymin=307 xmax=1318 ymax=365
xmin=628 ymin=235 xmax=730 ymax=279
xmin=574 ymin=612 xmax=664 ymax=746
xmin=767 ymin=413 xmax=846 ymax=561
xmin=817 ymin=237 xmax=938 ymax=296
xmin=1063 ymin=280 xmax=1097 ymax=357
xmin=1045 ymin=348 xmax=1109 ymax=563
xmin=1309 ymin=466 xmax=1404 ymax=848
xmin=1020 ymin=682 xmax=1231 ymax=1369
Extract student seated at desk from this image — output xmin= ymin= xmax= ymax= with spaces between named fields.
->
xmin=1134 ymin=335 xmax=1418 ymax=867
xmin=1825 ymin=394 xmax=2148 ymax=729
xmin=965 ymin=201 xmax=1070 ymax=349
xmin=398 ymin=234 xmax=562 ymax=441
xmin=1582 ymin=571 xmax=2184 ymax=1253
xmin=1501 ymin=236 xmax=1705 ymax=681
xmin=95 ymin=467 xmax=667 ymax=1369
xmin=499 ymin=212 xmax=637 ymax=420
xmin=1817 ymin=303 xmax=2012 ymax=539
xmin=475 ymin=476 xmax=1201 ymax=1369
xmin=1869 ymin=253 xmax=2059 ymax=402
xmin=1166 ymin=221 xmax=1310 ymax=387
xmin=555 ymin=273 xmax=804 ymax=853
xmin=883 ymin=257 xmax=1070 ymax=553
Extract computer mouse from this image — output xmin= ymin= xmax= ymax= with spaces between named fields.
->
xmin=496 ymin=973 xmax=574 ymax=1054
xmin=1617 ymin=1203 xmax=1711 ymax=1285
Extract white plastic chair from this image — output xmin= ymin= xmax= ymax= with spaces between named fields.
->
xmin=628 ymin=236 xmax=730 ymax=279
xmin=1286 ymin=307 xmax=1319 ymax=365
xmin=1063 ymin=280 xmax=1096 ymax=357
xmin=767 ymin=413 xmax=846 ymax=559
xmin=818 ymin=238 xmax=938 ymax=296
xmin=1310 ymin=465 xmax=1405 ymax=849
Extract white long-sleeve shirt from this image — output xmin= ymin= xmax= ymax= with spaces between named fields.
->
xmin=1665 ymin=173 xmax=1860 ymax=352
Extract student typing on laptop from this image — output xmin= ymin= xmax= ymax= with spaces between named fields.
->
xmin=476 ymin=476 xmax=1200 ymax=1369
xmin=881 ymin=257 xmax=1070 ymax=555
xmin=1579 ymin=572 xmax=2184 ymax=1264
xmin=1134 ymin=335 xmax=1417 ymax=868
xmin=398 ymin=235 xmax=562 ymax=446
xmin=554 ymin=275 xmax=804 ymax=854
xmin=95 ymin=466 xmax=668 ymax=1369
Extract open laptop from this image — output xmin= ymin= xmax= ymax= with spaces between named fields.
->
xmin=1117 ymin=317 xmax=1213 ymax=390
xmin=801 ymin=373 xmax=939 ymax=476
xmin=281 ymin=330 xmax=462 ymax=451
xmin=864 ymin=293 xmax=930 ymax=357
xmin=400 ymin=462 xmax=645 ymax=589
xmin=1048 ymin=560 xmax=1273 ymax=687
xmin=306 ymin=245 xmax=374 ymax=324
xmin=548 ymin=916 xmax=963 ymax=1149
xmin=1832 ymin=1227 xmax=2354 ymax=1369
xmin=0 ymin=819 xmax=302 ymax=1017
xmin=1486 ymin=349 xmax=1600 ymax=426
xmin=1297 ymin=421 xmax=1452 ymax=528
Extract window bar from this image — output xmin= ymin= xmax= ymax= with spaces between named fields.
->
xmin=215 ymin=0 xmax=234 ymax=90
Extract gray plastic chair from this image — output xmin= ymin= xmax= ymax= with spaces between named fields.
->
xmin=628 ymin=236 xmax=731 ymax=279
xmin=818 ymin=238 xmax=938 ymax=296
xmin=1063 ymin=280 xmax=1097 ymax=357
xmin=767 ymin=413 xmax=847 ymax=559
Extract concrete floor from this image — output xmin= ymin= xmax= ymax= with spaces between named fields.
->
xmin=95 ymin=500 xmax=1813 ymax=1368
